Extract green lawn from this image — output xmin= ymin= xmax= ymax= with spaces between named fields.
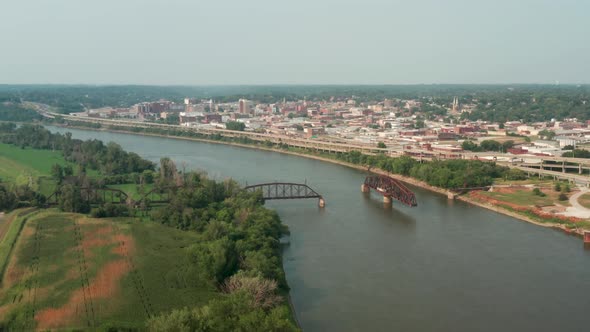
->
xmin=482 ymin=189 xmax=568 ymax=207
xmin=0 ymin=143 xmax=98 ymax=194
xmin=0 ymin=211 xmax=215 ymax=330
xmin=108 ymin=183 xmax=155 ymax=201
xmin=0 ymin=143 xmax=68 ymax=188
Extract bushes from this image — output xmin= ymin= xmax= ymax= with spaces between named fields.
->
xmin=147 ymin=292 xmax=298 ymax=332
xmin=532 ymin=188 xmax=546 ymax=197
xmin=90 ymin=203 xmax=130 ymax=218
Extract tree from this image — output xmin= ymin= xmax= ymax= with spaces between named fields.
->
xmin=147 ymin=292 xmax=298 ymax=332
xmin=63 ymin=164 xmax=74 ymax=176
xmin=554 ymin=182 xmax=562 ymax=192
xmin=377 ymin=142 xmax=386 ymax=149
xmin=51 ymin=164 xmax=64 ymax=184
xmin=226 ymin=121 xmax=246 ymax=131
xmin=58 ymin=184 xmax=90 ymax=213
xmin=538 ymin=129 xmax=556 ymax=140
xmin=502 ymin=140 xmax=515 ymax=151
xmin=480 ymin=140 xmax=502 ymax=152
xmin=461 ymin=140 xmax=480 ymax=152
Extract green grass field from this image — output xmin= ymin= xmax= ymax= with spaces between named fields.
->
xmin=0 ymin=142 xmax=99 ymax=195
xmin=108 ymin=183 xmax=155 ymax=200
xmin=481 ymin=188 xmax=570 ymax=207
xmin=0 ymin=211 xmax=215 ymax=330
xmin=0 ymin=143 xmax=68 ymax=187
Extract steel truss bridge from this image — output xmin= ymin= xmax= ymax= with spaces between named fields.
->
xmin=244 ymin=182 xmax=325 ymax=206
xmin=47 ymin=187 xmax=129 ymax=206
xmin=363 ymin=175 xmax=418 ymax=207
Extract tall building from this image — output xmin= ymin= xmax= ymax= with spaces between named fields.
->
xmin=452 ymin=97 xmax=459 ymax=113
xmin=239 ymin=99 xmax=251 ymax=114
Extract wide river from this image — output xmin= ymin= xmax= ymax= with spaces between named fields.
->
xmin=48 ymin=126 xmax=590 ymax=331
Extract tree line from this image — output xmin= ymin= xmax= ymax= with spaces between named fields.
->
xmin=0 ymin=123 xmax=154 ymax=175
xmin=336 ymin=153 xmax=525 ymax=189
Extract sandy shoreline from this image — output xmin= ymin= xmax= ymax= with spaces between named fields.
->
xmin=54 ymin=124 xmax=575 ymax=234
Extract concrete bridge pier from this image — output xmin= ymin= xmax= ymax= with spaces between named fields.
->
xmin=361 ymin=184 xmax=370 ymax=193
xmin=318 ymin=197 xmax=326 ymax=208
xmin=383 ymin=196 xmax=392 ymax=205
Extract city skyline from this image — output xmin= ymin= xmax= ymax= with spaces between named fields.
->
xmin=1 ymin=0 xmax=589 ymax=85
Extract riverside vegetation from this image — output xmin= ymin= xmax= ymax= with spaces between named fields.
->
xmin=0 ymin=123 xmax=298 ymax=330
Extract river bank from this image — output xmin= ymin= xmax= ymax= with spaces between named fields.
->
xmin=52 ymin=123 xmax=582 ymax=236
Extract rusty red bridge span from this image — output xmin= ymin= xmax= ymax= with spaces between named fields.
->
xmin=362 ymin=175 xmax=418 ymax=207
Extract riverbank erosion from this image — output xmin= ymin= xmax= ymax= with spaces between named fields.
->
xmin=51 ymin=123 xmax=589 ymax=238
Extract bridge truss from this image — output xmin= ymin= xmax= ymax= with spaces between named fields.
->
xmin=244 ymin=182 xmax=323 ymax=201
xmin=364 ymin=175 xmax=417 ymax=207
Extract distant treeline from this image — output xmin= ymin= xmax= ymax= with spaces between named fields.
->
xmin=0 ymin=102 xmax=41 ymax=122
xmin=1 ymin=84 xmax=590 ymax=121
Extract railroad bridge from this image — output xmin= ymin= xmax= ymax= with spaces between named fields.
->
xmin=362 ymin=175 xmax=417 ymax=207
xmin=244 ymin=182 xmax=325 ymax=207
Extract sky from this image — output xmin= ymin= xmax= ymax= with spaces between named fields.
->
xmin=1 ymin=0 xmax=589 ymax=85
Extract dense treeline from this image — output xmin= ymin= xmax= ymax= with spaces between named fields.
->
xmin=0 ymin=102 xmax=42 ymax=122
xmin=0 ymin=183 xmax=46 ymax=211
xmin=336 ymin=153 xmax=524 ymax=188
xmin=459 ymin=86 xmax=590 ymax=122
xmin=461 ymin=139 xmax=515 ymax=152
xmin=141 ymin=158 xmax=296 ymax=330
xmin=0 ymin=123 xmax=154 ymax=175
xmin=562 ymin=149 xmax=590 ymax=159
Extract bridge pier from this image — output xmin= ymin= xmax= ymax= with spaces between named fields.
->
xmin=361 ymin=184 xmax=370 ymax=193
xmin=383 ymin=196 xmax=392 ymax=205
xmin=318 ymin=197 xmax=326 ymax=208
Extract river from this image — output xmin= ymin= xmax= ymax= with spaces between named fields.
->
xmin=47 ymin=126 xmax=590 ymax=332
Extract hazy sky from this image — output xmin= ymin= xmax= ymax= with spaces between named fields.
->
xmin=1 ymin=0 xmax=589 ymax=85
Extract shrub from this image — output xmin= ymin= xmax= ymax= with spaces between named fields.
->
xmin=558 ymin=193 xmax=568 ymax=201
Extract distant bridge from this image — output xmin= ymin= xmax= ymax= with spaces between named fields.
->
xmin=46 ymin=187 xmax=129 ymax=206
xmin=362 ymin=175 xmax=417 ymax=207
xmin=244 ymin=182 xmax=325 ymax=207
